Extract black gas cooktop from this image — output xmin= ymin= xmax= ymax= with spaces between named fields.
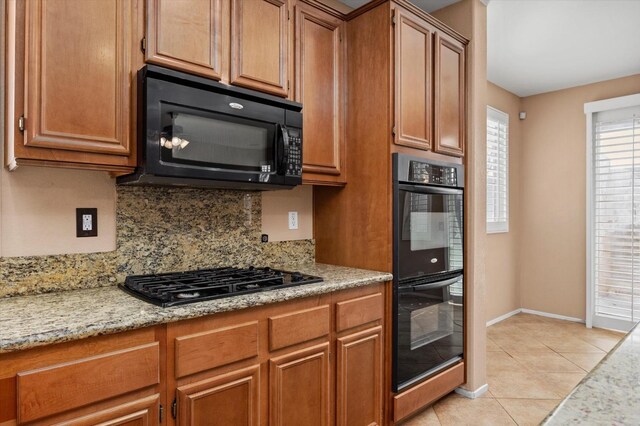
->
xmin=120 ymin=266 xmax=323 ymax=307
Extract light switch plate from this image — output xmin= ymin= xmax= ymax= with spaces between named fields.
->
xmin=76 ymin=208 xmax=98 ymax=237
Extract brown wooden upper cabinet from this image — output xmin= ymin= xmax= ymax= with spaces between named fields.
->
xmin=434 ymin=32 xmax=466 ymax=157
xmin=145 ymin=0 xmax=224 ymax=80
xmin=394 ymin=8 xmax=434 ymax=151
xmin=145 ymin=0 xmax=289 ymax=97
xmin=392 ymin=4 xmax=466 ymax=157
xmin=4 ymin=0 xmax=139 ymax=174
xmin=231 ymin=0 xmax=289 ymax=97
xmin=295 ymin=3 xmax=346 ymax=185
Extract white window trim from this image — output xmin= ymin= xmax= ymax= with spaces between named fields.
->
xmin=585 ymin=93 xmax=640 ymax=330
xmin=486 ymin=106 xmax=509 ymax=234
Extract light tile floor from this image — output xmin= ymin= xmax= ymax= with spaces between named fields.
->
xmin=400 ymin=313 xmax=624 ymax=426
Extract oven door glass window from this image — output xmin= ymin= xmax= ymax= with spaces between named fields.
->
xmin=396 ymin=275 xmax=464 ymax=390
xmin=159 ymin=106 xmax=276 ymax=173
xmin=398 ymin=188 xmax=463 ymax=279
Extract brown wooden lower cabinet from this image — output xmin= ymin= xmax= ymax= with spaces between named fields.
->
xmin=337 ymin=326 xmax=383 ymax=426
xmin=270 ymin=343 xmax=331 ymax=426
xmin=0 ymin=327 xmax=163 ymax=425
xmin=176 ymin=365 xmax=260 ymax=426
xmin=0 ymin=283 xmax=392 ymax=425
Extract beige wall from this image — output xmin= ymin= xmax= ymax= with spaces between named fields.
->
xmin=433 ymin=0 xmax=488 ymax=393
xmin=485 ymin=82 xmax=522 ymax=320
xmin=261 ymin=185 xmax=313 ymax=242
xmin=519 ymin=74 xmax=640 ymax=320
xmin=0 ymin=168 xmax=117 ymax=257
xmin=0 ymin=164 xmax=313 ymax=257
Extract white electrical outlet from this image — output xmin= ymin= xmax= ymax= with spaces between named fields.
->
xmin=82 ymin=214 xmax=93 ymax=231
xmin=288 ymin=211 xmax=299 ymax=230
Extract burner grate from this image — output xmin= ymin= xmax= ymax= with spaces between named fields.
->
xmin=120 ymin=266 xmax=323 ymax=307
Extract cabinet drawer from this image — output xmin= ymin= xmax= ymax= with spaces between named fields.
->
xmin=336 ymin=293 xmax=383 ymax=332
xmin=17 ymin=343 xmax=159 ymax=423
xmin=393 ymin=362 xmax=465 ymax=422
xmin=269 ymin=305 xmax=330 ymax=351
xmin=175 ymin=322 xmax=259 ymax=378
xmin=52 ymin=394 xmax=160 ymax=426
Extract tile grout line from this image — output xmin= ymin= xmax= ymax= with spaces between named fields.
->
xmin=555 ymin=352 xmax=590 ymax=374
xmin=493 ymin=397 xmax=521 ymax=425
xmin=432 ymin=405 xmax=444 ymax=426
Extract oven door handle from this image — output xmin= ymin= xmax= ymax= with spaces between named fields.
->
xmin=398 ymin=183 xmax=463 ymax=196
xmin=412 ymin=275 xmax=462 ymax=290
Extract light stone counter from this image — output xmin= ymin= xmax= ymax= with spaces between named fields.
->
xmin=543 ymin=321 xmax=640 ymax=425
xmin=0 ymin=263 xmax=392 ymax=354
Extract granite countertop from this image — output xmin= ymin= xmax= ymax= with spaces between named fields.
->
xmin=0 ymin=263 xmax=392 ymax=354
xmin=543 ymin=321 xmax=640 ymax=425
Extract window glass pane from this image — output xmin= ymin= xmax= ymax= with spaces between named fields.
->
xmin=486 ymin=107 xmax=509 ymax=233
xmin=592 ymin=106 xmax=640 ymax=324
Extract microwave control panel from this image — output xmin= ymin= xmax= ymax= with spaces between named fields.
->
xmin=287 ymin=129 xmax=302 ymax=177
xmin=409 ymin=161 xmax=458 ymax=187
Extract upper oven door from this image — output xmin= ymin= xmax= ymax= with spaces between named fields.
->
xmin=396 ymin=184 xmax=464 ymax=279
xmin=145 ymin=77 xmax=287 ymax=184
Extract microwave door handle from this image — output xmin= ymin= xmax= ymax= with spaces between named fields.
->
xmin=277 ymin=124 xmax=290 ymax=171
xmin=412 ymin=276 xmax=461 ymax=291
xmin=398 ymin=184 xmax=463 ymax=196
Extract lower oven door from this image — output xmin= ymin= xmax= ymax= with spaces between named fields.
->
xmin=394 ymin=273 xmax=464 ymax=391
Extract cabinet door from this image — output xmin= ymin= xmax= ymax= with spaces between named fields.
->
xmin=269 ymin=343 xmax=330 ymax=426
xmin=146 ymin=0 xmax=224 ymax=79
xmin=176 ymin=365 xmax=260 ymax=426
xmin=394 ymin=8 xmax=434 ymax=151
xmin=434 ymin=33 xmax=465 ymax=157
xmin=336 ymin=327 xmax=383 ymax=426
xmin=24 ymin=0 xmax=133 ymax=157
xmin=295 ymin=4 xmax=346 ymax=185
xmin=230 ymin=0 xmax=288 ymax=97
xmin=51 ymin=394 xmax=160 ymax=426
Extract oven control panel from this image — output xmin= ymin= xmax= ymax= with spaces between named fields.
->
xmin=409 ymin=161 xmax=458 ymax=186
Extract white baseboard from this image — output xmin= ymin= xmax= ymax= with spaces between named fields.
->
xmin=486 ymin=309 xmax=521 ymax=326
xmin=520 ymin=308 xmax=585 ymax=324
xmin=486 ymin=308 xmax=585 ymax=327
xmin=455 ymin=383 xmax=489 ymax=399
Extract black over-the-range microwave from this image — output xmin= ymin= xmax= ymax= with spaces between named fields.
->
xmin=117 ymin=65 xmax=303 ymax=190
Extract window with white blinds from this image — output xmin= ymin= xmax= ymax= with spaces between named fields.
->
xmin=591 ymin=104 xmax=640 ymax=329
xmin=487 ymin=107 xmax=509 ymax=233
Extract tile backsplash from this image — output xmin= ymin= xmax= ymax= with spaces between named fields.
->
xmin=0 ymin=186 xmax=314 ymax=298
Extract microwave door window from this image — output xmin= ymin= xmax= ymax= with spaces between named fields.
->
xmin=162 ymin=112 xmax=275 ymax=172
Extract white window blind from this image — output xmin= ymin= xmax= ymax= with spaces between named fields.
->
xmin=486 ymin=107 xmax=509 ymax=233
xmin=592 ymin=104 xmax=640 ymax=328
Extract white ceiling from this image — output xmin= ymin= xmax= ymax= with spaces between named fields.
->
xmin=335 ymin=0 xmax=461 ymax=13
xmin=488 ymin=0 xmax=640 ymax=97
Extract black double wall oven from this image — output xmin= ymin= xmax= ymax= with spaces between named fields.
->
xmin=393 ymin=153 xmax=465 ymax=392
xmin=118 ymin=65 xmax=303 ymax=190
